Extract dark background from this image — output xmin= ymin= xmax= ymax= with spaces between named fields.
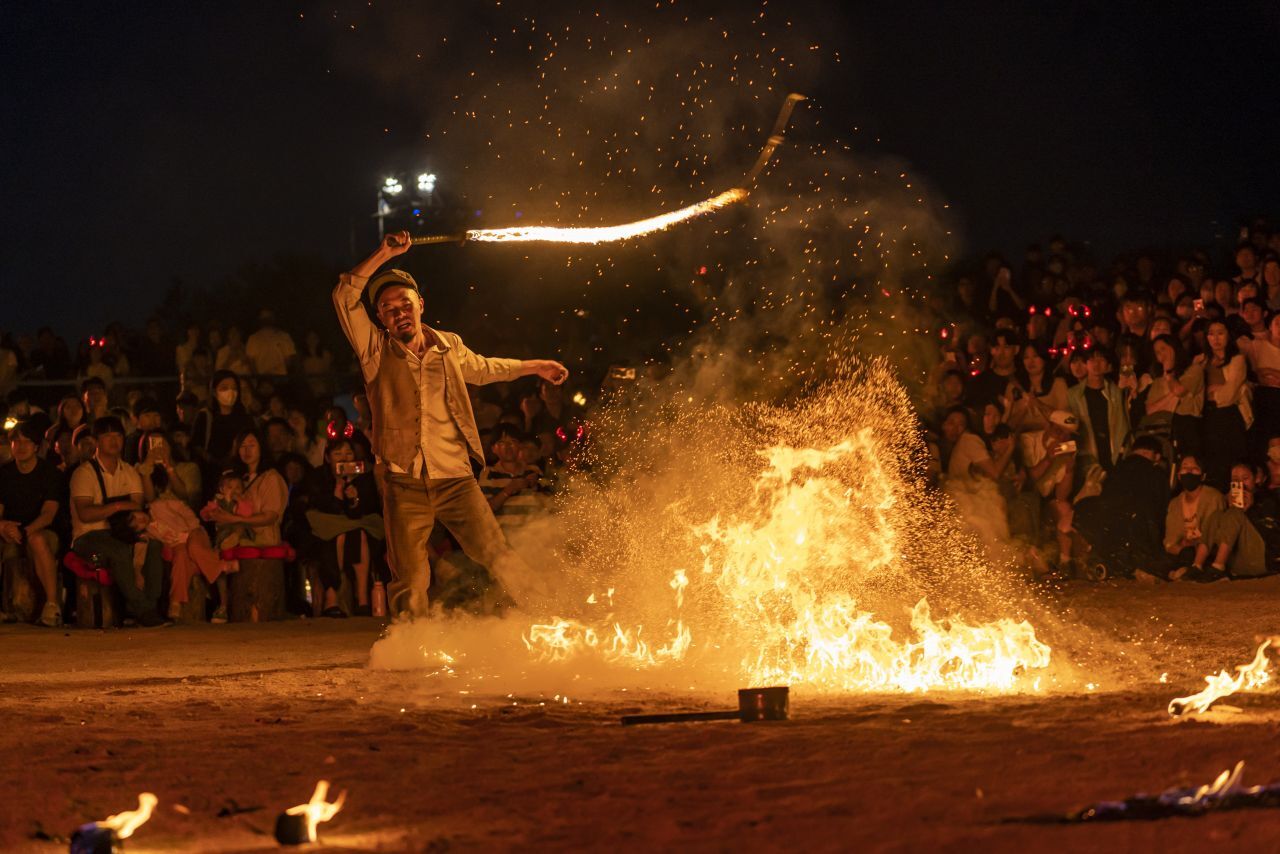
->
xmin=3 ymin=1 xmax=1278 ymax=340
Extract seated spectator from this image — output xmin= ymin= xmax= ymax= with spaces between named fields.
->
xmin=209 ymin=429 xmax=288 ymax=548
xmin=81 ymin=376 xmax=109 ymax=423
xmin=264 ymin=417 xmax=295 ymax=460
xmin=480 ymin=429 xmax=549 ymax=531
xmin=174 ymin=391 xmax=200 ymax=430
xmin=1067 ymin=347 xmax=1131 ymax=477
xmin=1075 ymin=435 xmax=1169 ymax=579
xmin=304 ymin=439 xmax=383 ymax=617
xmin=137 ymin=430 xmax=200 ymax=509
xmin=44 ymin=394 xmax=87 ymax=454
xmin=68 ymin=417 xmax=166 ymax=626
xmin=1205 ymin=462 xmax=1280 ymax=579
xmin=1161 ymin=455 xmax=1227 ymax=582
xmin=0 ymin=421 xmax=63 ymax=626
xmin=124 ymin=398 xmax=164 ymax=464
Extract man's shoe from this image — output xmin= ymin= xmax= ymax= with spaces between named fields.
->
xmin=38 ymin=602 xmax=63 ymax=628
xmin=138 ymin=611 xmax=167 ymax=628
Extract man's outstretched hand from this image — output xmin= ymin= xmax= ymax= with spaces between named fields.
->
xmin=526 ymin=359 xmax=570 ymax=385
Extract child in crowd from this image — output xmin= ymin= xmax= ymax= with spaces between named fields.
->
xmin=204 ymin=470 xmax=255 ymax=550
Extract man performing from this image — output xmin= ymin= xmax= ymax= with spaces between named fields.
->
xmin=333 ymin=231 xmax=568 ymax=618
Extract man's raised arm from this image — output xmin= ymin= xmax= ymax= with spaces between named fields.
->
xmin=332 ymin=232 xmax=412 ymax=372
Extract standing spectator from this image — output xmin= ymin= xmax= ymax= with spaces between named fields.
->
xmin=967 ymin=329 xmax=1021 ymax=410
xmin=190 ymin=371 xmax=256 ymax=469
xmin=133 ymin=318 xmax=173 ymax=377
xmin=29 ymin=327 xmax=72 ymax=380
xmin=1238 ymin=311 xmax=1280 ymax=459
xmin=0 ymin=421 xmax=64 ymax=626
xmin=0 ymin=336 xmax=20 ymax=400
xmin=1067 ymin=347 xmax=1130 ymax=476
xmin=1137 ymin=334 xmax=1203 ymax=460
xmin=68 ymin=417 xmax=165 ymax=626
xmin=1197 ymin=319 xmax=1250 ymax=490
xmin=300 ymin=330 xmax=333 ymax=397
xmin=245 ymin=309 xmax=296 ymax=378
xmin=1008 ymin=341 xmax=1069 ymax=431
xmin=174 ymin=323 xmax=201 ymax=375
xmin=79 ymin=340 xmax=115 ymax=389
xmin=216 ymin=326 xmax=255 ymax=377
xmin=987 ymin=264 xmax=1024 ymax=318
xmin=181 ymin=349 xmax=213 ymax=405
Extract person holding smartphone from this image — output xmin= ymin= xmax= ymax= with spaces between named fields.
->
xmin=303 ymin=439 xmax=383 ymax=617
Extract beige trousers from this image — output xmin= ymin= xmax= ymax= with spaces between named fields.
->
xmin=382 ymin=473 xmax=520 ymax=615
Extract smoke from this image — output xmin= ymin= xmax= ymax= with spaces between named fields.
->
xmin=339 ymin=2 xmax=1121 ymax=696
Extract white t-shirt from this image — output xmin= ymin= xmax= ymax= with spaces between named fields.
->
xmin=69 ymin=458 xmax=143 ymax=541
xmin=1019 ymin=431 xmax=1070 ymax=497
xmin=245 ymin=327 xmax=297 ymax=376
xmin=947 ymin=433 xmax=990 ymax=482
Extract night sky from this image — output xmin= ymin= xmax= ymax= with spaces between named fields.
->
xmin=3 ymin=1 xmax=1278 ymax=339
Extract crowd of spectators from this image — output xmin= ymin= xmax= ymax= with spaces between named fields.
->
xmin=4 ymin=218 xmax=1280 ymax=627
xmin=926 ymin=221 xmax=1280 ymax=582
xmin=0 ymin=309 xmax=586 ymax=626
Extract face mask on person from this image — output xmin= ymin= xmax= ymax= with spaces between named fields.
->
xmin=216 ymin=388 xmax=237 ymax=408
xmin=1179 ymin=473 xmax=1204 ymax=492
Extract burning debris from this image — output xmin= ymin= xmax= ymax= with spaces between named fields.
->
xmin=274 ymin=780 xmax=346 ymax=846
xmin=1055 ymin=761 xmax=1280 ymax=822
xmin=70 ymin=793 xmax=157 ymax=854
xmin=1168 ymin=639 xmax=1274 ymax=716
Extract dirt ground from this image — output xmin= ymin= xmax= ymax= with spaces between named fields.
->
xmin=3 ymin=577 xmax=1279 ymax=853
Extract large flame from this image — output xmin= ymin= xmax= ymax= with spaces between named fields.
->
xmin=1168 ymin=640 xmax=1273 ymax=716
xmin=525 ymin=428 xmax=1051 ymax=692
xmin=286 ymin=780 xmax=346 ymax=843
xmin=464 ymin=188 xmax=745 ymax=244
xmin=99 ymin=792 xmax=158 ymax=839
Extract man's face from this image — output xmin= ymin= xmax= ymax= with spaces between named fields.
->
xmin=96 ymin=431 xmax=123 ymax=458
xmin=266 ymin=424 xmax=292 ymax=455
xmin=494 ymin=436 xmax=520 ymax=463
xmin=1237 ymin=247 xmax=1257 ymax=272
xmin=376 ymin=286 xmax=422 ymax=343
xmin=1121 ymin=301 xmax=1148 ymax=330
xmin=1086 ymin=353 xmax=1110 ymax=379
xmin=8 ymin=432 xmax=37 ymax=464
xmin=1242 ymin=302 xmax=1263 ymax=326
xmin=989 ymin=338 xmax=1018 ymax=370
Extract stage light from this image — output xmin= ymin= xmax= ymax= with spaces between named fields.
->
xmin=382 ymin=177 xmax=403 ymax=195
xmin=417 ymin=172 xmax=436 ymax=193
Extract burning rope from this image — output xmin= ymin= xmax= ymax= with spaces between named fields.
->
xmin=411 ymin=92 xmax=805 ymax=247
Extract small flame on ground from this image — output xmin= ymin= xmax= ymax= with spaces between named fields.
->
xmin=99 ymin=792 xmax=158 ymax=839
xmin=1168 ymin=640 xmax=1273 ymax=716
xmin=465 ymin=188 xmax=746 ymax=244
xmin=286 ymin=780 xmax=346 ymax=843
xmin=1162 ymin=761 xmax=1258 ymax=809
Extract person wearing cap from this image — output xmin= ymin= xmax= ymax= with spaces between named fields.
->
xmin=0 ymin=421 xmax=65 ymax=626
xmin=333 ymin=231 xmax=569 ymax=617
xmin=69 ymin=416 xmax=167 ymax=626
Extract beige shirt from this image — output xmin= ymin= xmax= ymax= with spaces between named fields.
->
xmin=392 ymin=337 xmax=474 ymax=479
xmin=69 ymin=457 xmax=143 ymax=541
